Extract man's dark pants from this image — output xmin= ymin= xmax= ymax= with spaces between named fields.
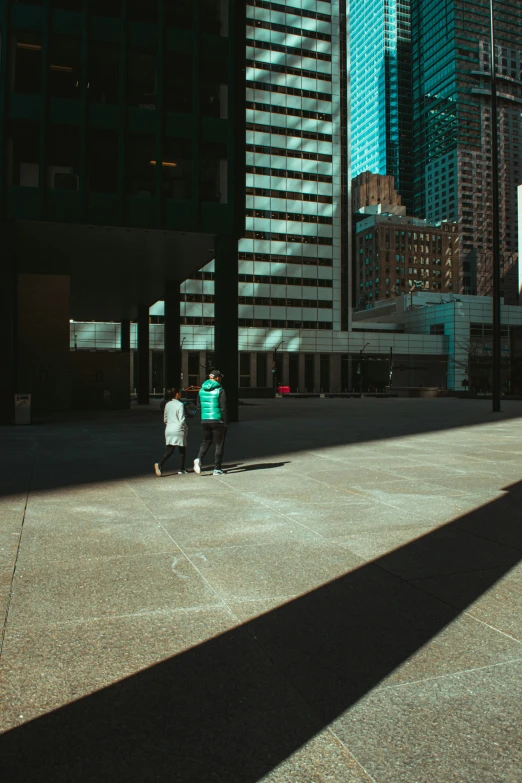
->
xmin=197 ymin=421 xmax=227 ymax=469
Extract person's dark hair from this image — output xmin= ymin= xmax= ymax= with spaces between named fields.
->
xmin=165 ymin=387 xmax=180 ymax=401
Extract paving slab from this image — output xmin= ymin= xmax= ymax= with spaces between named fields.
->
xmin=326 ymin=661 xmax=522 ymax=783
xmin=413 ymin=563 xmax=522 ymax=641
xmin=7 ymin=550 xmax=221 ymax=630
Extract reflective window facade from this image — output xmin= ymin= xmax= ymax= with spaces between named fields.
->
xmin=0 ymin=1 xmax=241 ymax=236
xmin=349 ymin=0 xmax=413 ymax=210
xmin=182 ymin=1 xmax=349 ymax=332
xmin=412 ymin=0 xmax=522 ymax=299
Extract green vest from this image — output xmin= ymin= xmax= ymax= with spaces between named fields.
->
xmin=199 ymin=380 xmax=223 ymax=420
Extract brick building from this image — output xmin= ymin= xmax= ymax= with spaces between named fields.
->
xmin=355 ymin=213 xmax=459 ymax=310
xmin=352 ymin=171 xmax=403 ymax=212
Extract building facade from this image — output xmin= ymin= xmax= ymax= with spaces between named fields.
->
xmin=179 ymin=0 xmax=350 ymax=342
xmin=412 ymin=0 xmax=522 ymax=299
xmin=348 ymin=0 xmax=413 ymax=210
xmin=0 ymin=0 xmax=246 ymax=420
xmin=354 ymin=291 xmax=521 ymax=392
xmin=354 ymin=212 xmax=459 ymax=309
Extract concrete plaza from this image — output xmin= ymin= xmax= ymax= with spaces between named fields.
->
xmin=1 ymin=398 xmax=521 ymax=782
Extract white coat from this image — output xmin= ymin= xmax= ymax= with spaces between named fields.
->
xmin=164 ymin=400 xmax=188 ymax=447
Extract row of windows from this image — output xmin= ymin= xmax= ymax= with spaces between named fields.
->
xmin=245 ymin=231 xmax=333 ymax=245
xmin=245 ymin=101 xmax=331 ymax=123
xmin=245 ymin=38 xmax=331 ymax=63
xmin=246 ymin=144 xmax=332 ymax=162
xmin=245 ymin=165 xmax=332 ymax=184
xmin=247 ymin=0 xmax=331 ymax=24
xmin=238 ymin=297 xmax=332 ymax=308
xmin=238 ymin=273 xmax=333 ymax=287
xmin=246 ymin=79 xmax=330 ymax=103
xmin=246 ymin=187 xmax=332 ymax=204
xmin=9 ymin=120 xmax=225 ymax=202
xmin=181 ymin=316 xmax=332 ymax=329
xmin=247 ymin=209 xmax=333 ymax=225
xmin=239 ymin=319 xmax=332 ymax=329
xmin=247 ymin=18 xmax=331 ymax=43
xmin=246 ymin=121 xmax=331 ymax=143
xmin=16 ymin=0 xmax=223 ymax=33
xmin=12 ymin=31 xmax=225 ymax=114
xmin=470 ymin=323 xmax=510 ymax=338
xmin=238 ymin=251 xmax=333 ymax=266
xmin=246 ymin=58 xmax=332 ymax=84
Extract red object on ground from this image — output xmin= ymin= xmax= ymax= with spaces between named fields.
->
xmin=278 ymin=385 xmax=291 ymax=394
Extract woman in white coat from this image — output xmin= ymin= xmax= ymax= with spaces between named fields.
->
xmin=154 ymin=388 xmax=188 ymax=477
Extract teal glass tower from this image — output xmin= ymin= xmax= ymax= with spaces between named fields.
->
xmin=349 ymin=0 xmax=413 ymax=211
xmin=412 ymin=0 xmax=522 ymax=298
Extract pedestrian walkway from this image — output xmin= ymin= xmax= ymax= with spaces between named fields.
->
xmin=1 ymin=398 xmax=521 ymax=782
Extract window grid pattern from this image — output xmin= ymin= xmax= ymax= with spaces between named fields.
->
xmin=184 ymin=2 xmax=344 ymax=330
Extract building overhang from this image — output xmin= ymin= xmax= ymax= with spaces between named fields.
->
xmin=10 ymin=220 xmax=216 ymax=321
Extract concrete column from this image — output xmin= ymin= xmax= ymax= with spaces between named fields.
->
xmin=214 ymin=235 xmax=238 ymax=421
xmin=120 ymin=319 xmax=131 ymax=352
xmin=0 ymin=244 xmax=16 ymax=424
xmin=137 ymin=304 xmax=149 ymax=404
xmin=199 ymin=350 xmax=206 ymax=385
xmin=250 ymin=351 xmax=257 ymax=388
xmin=298 ymin=353 xmax=306 ymax=393
xmin=331 ymin=353 xmax=341 ymax=392
xmin=314 ymin=352 xmax=321 ymax=393
xmin=164 ymin=280 xmax=181 ymax=390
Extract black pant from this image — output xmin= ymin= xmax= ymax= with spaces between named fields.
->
xmin=197 ymin=421 xmax=227 ymax=469
xmin=159 ymin=445 xmax=186 ymax=471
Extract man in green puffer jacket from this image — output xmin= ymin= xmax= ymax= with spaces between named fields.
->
xmin=193 ymin=369 xmax=229 ymax=476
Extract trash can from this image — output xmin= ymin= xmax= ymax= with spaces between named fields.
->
xmin=14 ymin=394 xmax=31 ymax=425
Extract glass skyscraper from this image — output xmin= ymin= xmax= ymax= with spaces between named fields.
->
xmin=349 ymin=0 xmax=413 ymax=210
xmin=412 ymin=0 xmax=522 ymax=298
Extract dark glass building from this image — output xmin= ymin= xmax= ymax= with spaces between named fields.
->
xmin=412 ymin=0 xmax=522 ymax=298
xmin=0 ymin=0 xmax=245 ymax=421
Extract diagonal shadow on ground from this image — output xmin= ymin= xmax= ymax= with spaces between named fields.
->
xmin=1 ymin=478 xmax=521 ymax=781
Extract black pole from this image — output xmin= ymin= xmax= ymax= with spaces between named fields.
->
xmin=120 ymin=320 xmax=130 ymax=353
xmin=389 ymin=346 xmax=393 ymax=389
xmin=164 ymin=280 xmax=181 ymax=390
xmin=214 ymin=235 xmax=238 ymax=422
xmin=490 ymin=0 xmax=501 ymax=412
xmin=137 ymin=304 xmax=150 ymax=405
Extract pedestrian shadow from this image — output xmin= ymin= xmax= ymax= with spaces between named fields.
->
xmin=189 ymin=462 xmax=290 ymax=476
xmin=2 ymin=480 xmax=521 ymax=782
xmin=223 ymin=461 xmax=290 ymax=473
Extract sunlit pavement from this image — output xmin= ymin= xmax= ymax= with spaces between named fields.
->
xmin=1 ymin=398 xmax=521 ymax=782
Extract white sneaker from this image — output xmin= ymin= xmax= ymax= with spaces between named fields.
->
xmin=154 ymin=463 xmax=162 ymax=477
xmin=213 ymin=469 xmax=224 ymax=476
xmin=193 ymin=458 xmax=201 ymax=475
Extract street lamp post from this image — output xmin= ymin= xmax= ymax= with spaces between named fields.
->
xmin=489 ymin=0 xmax=501 ymax=412
xmin=272 ymin=340 xmax=284 ymax=395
